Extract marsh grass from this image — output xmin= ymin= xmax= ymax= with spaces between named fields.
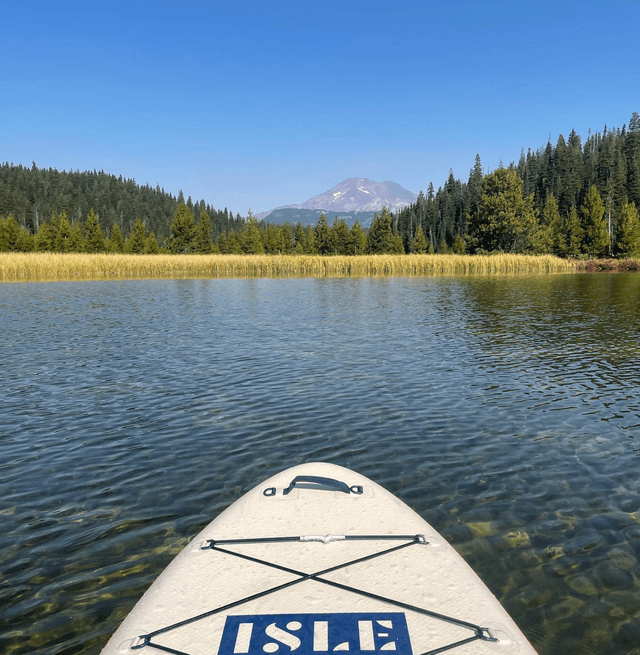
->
xmin=0 ymin=252 xmax=576 ymax=282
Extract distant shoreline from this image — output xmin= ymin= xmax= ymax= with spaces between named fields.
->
xmin=573 ymin=258 xmax=640 ymax=273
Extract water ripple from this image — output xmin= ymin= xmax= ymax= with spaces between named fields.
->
xmin=1 ymin=275 xmax=640 ymax=654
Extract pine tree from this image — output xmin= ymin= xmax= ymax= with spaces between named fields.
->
xmin=564 ymin=206 xmax=584 ymax=257
xmin=168 ymin=202 xmax=196 ymax=253
xmin=128 ymin=218 xmax=147 ymax=253
xmin=17 ymin=228 xmax=35 ymax=252
xmin=107 ymin=223 xmax=125 ymax=252
xmin=314 ymin=214 xmax=332 ymax=255
xmin=615 ymin=201 xmax=640 ymax=258
xmin=35 ymin=221 xmax=56 ymax=251
xmin=350 ymin=221 xmax=367 ymax=254
xmin=452 ymin=234 xmax=466 ymax=254
xmin=71 ymin=222 xmax=84 ymax=252
xmin=367 ymin=208 xmax=399 ymax=254
xmin=565 ymin=129 xmax=584 ymax=209
xmin=54 ymin=212 xmax=75 ymax=252
xmin=226 ymin=229 xmax=243 ymax=254
xmin=541 ymin=193 xmax=562 ymax=255
xmin=0 ymin=214 xmax=20 ymax=251
xmin=626 ymin=112 xmax=640 ymax=207
xmin=83 ymin=209 xmax=105 ymax=252
xmin=468 ymin=168 xmax=540 ymax=253
xmin=410 ymin=225 xmax=428 ymax=253
xmin=144 ymin=231 xmax=160 ymax=254
xmin=265 ymin=223 xmax=286 ymax=254
xmin=554 ymin=134 xmax=571 ymax=214
xmin=217 ymin=232 xmax=229 ymax=253
xmin=581 ymin=185 xmax=609 ymax=257
xmin=332 ymin=217 xmax=352 ymax=255
xmin=238 ymin=211 xmax=264 ymax=254
xmin=467 ymin=154 xmax=484 ymax=216
xmin=193 ymin=210 xmax=213 ymax=253
xmin=279 ymin=223 xmax=294 ymax=254
xmin=294 ymin=222 xmax=308 ymax=253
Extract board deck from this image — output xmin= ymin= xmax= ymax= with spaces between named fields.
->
xmin=101 ymin=462 xmax=538 ymax=655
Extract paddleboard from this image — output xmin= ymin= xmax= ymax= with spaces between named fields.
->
xmin=101 ymin=462 xmax=537 ymax=655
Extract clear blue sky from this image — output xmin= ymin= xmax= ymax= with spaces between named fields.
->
xmin=2 ymin=0 xmax=638 ymax=215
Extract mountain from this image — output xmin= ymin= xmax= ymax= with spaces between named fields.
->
xmin=257 ymin=178 xmax=418 ymax=225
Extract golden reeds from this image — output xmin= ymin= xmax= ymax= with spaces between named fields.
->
xmin=0 ymin=252 xmax=577 ymax=282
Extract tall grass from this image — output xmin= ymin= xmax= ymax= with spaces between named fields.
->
xmin=0 ymin=252 xmax=576 ymax=282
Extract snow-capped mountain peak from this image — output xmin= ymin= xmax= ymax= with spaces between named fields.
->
xmin=257 ymin=178 xmax=417 ymax=220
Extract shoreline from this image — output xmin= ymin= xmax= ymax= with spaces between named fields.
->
xmin=0 ymin=252 xmax=577 ymax=282
xmin=573 ymin=258 xmax=640 ymax=273
xmin=1 ymin=252 xmax=637 ymax=282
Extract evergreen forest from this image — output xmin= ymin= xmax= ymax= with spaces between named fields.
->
xmin=1 ymin=113 xmax=640 ymax=258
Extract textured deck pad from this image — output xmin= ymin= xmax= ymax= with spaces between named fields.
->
xmin=101 ymin=462 xmax=538 ymax=655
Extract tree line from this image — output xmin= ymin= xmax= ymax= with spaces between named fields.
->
xmin=396 ymin=112 xmax=640 ymax=257
xmin=0 ymin=163 xmax=242 ymax=243
xmin=1 ymin=112 xmax=640 ymax=257
xmin=0 ymin=203 xmax=405 ymax=256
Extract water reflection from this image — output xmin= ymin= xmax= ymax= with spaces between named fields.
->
xmin=1 ymin=275 xmax=640 ymax=655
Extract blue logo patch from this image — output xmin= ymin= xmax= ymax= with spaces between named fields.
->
xmin=219 ymin=613 xmax=413 ymax=655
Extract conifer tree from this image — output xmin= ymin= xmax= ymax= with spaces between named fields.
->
xmin=226 ymin=229 xmax=243 ymax=254
xmin=314 ymin=214 xmax=333 ymax=255
xmin=54 ymin=212 xmax=75 ymax=252
xmin=541 ymin=193 xmax=563 ymax=255
xmin=332 ymin=217 xmax=352 ymax=255
xmin=168 ymin=202 xmax=196 ymax=253
xmin=128 ymin=218 xmax=147 ymax=253
xmin=265 ymin=223 xmax=287 ymax=254
xmin=452 ymin=234 xmax=466 ymax=254
xmin=279 ymin=223 xmax=294 ymax=253
xmin=367 ymin=208 xmax=400 ymax=254
xmin=350 ymin=220 xmax=367 ymax=254
xmin=0 ymin=214 xmax=20 ymax=251
xmin=615 ymin=201 xmax=640 ymax=257
xmin=17 ymin=228 xmax=35 ymax=252
xmin=194 ymin=210 xmax=212 ymax=253
xmin=107 ymin=223 xmax=125 ymax=252
xmin=305 ymin=225 xmax=317 ymax=254
xmin=84 ymin=209 xmax=105 ymax=252
xmin=581 ymin=185 xmax=609 ymax=257
xmin=468 ymin=168 xmax=540 ymax=253
xmin=144 ymin=231 xmax=160 ymax=254
xmin=467 ymin=154 xmax=484 ymax=216
xmin=626 ymin=112 xmax=640 ymax=207
xmin=238 ymin=211 xmax=264 ymax=254
xmin=410 ymin=225 xmax=428 ymax=253
xmin=294 ymin=222 xmax=307 ymax=253
xmin=564 ymin=206 xmax=584 ymax=257
xmin=72 ymin=222 xmax=84 ymax=252
xmin=35 ymin=221 xmax=56 ymax=251
xmin=217 ymin=231 xmax=229 ymax=253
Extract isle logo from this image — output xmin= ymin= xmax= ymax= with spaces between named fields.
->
xmin=218 ymin=613 xmax=413 ymax=655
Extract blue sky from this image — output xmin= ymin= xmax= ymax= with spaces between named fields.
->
xmin=2 ymin=0 xmax=639 ymax=214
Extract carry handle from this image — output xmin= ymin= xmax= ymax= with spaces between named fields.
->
xmin=284 ymin=475 xmax=363 ymax=495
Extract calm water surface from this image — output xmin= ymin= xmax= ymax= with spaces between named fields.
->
xmin=1 ymin=274 xmax=640 ymax=655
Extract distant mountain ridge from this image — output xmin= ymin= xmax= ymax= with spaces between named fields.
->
xmin=257 ymin=178 xmax=417 ymax=224
xmin=258 ymin=208 xmax=379 ymax=228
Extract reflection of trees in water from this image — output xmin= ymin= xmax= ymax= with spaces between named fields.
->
xmin=457 ymin=274 xmax=640 ymax=382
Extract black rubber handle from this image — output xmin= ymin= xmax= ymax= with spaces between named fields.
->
xmin=282 ymin=475 xmax=363 ymax=495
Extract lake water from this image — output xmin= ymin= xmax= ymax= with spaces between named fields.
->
xmin=1 ymin=274 xmax=640 ymax=655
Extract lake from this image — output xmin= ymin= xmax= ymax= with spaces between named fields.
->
xmin=1 ymin=273 xmax=640 ymax=655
